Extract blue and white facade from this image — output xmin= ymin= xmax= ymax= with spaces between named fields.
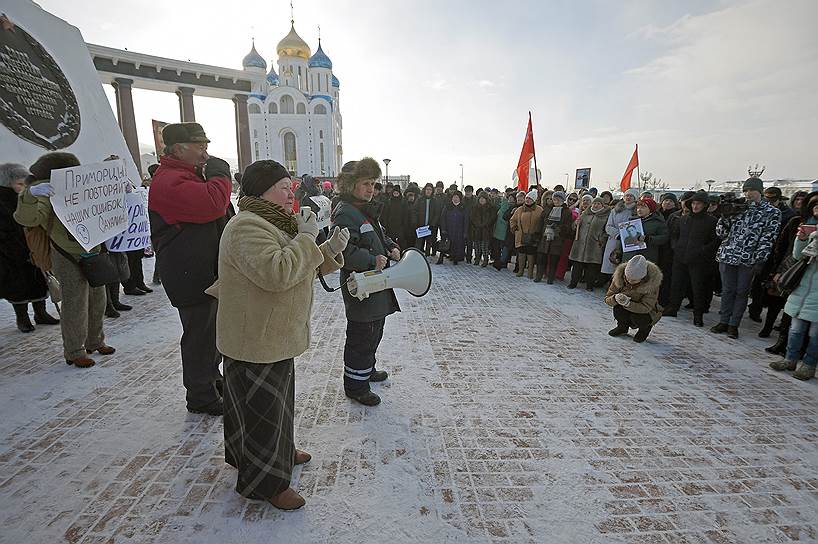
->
xmin=241 ymin=24 xmax=342 ymax=177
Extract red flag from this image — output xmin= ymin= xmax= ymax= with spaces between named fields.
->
xmin=516 ymin=113 xmax=536 ymax=192
xmin=620 ymin=145 xmax=639 ymax=192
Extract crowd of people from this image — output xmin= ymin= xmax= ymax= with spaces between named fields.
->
xmin=360 ymin=176 xmax=818 ymax=379
xmin=2 ymin=121 xmax=817 ymax=513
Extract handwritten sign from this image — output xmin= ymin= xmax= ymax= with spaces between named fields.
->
xmin=106 ymin=188 xmax=150 ymax=252
xmin=50 ymin=160 xmax=128 ymax=251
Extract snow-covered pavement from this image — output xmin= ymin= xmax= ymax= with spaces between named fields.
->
xmin=1 ymin=258 xmax=817 ymax=543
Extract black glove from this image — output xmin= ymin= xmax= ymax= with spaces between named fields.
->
xmin=204 ymin=157 xmax=231 ymax=180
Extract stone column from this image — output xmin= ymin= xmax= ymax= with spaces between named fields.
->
xmin=112 ymin=78 xmax=142 ymax=176
xmin=233 ymin=94 xmax=251 ymax=173
xmin=176 ymin=87 xmax=196 ymax=122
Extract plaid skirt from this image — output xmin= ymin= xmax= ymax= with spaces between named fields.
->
xmin=223 ymin=357 xmax=295 ymax=500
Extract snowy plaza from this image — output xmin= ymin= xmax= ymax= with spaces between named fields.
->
xmin=1 ymin=259 xmax=818 ymax=544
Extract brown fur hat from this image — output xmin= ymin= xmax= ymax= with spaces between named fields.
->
xmin=29 ymin=152 xmax=80 ymax=181
xmin=337 ymin=157 xmax=381 ymax=195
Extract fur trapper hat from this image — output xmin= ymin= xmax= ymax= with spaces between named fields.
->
xmin=337 ymin=157 xmax=382 ymax=195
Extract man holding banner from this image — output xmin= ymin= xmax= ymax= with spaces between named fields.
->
xmin=149 ymin=122 xmax=233 ymax=416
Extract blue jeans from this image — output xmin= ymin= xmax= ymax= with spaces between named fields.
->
xmin=718 ymin=263 xmax=757 ymax=327
xmin=786 ymin=318 xmax=818 ymax=366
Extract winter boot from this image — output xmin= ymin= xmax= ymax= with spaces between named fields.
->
xmin=759 ymin=312 xmax=776 ymax=338
xmin=187 ymin=398 xmax=224 ymax=416
xmin=13 ymin=304 xmax=34 ymax=333
xmin=32 ymin=300 xmax=59 ymax=325
xmin=546 ymin=263 xmax=556 ymax=285
xmin=608 ymin=324 xmax=629 ymax=337
xmin=269 ymin=488 xmax=306 ymax=511
xmin=769 ymin=359 xmax=797 ymax=371
xmin=345 ymin=389 xmax=381 ymax=406
xmin=87 ymin=345 xmax=116 ymax=355
xmin=765 ymin=332 xmax=788 ymax=355
xmin=105 ymin=303 xmax=120 ymax=319
xmin=109 ymin=286 xmax=132 ymax=312
xmin=436 ymin=254 xmax=444 ymax=265
xmin=66 ymin=356 xmax=95 ymax=368
xmin=693 ymin=313 xmax=704 ymax=327
xmin=481 ymin=255 xmax=488 ymax=267
xmin=370 ymin=370 xmax=388 ymax=382
xmin=710 ymin=322 xmax=729 ymax=334
xmin=533 ymin=265 xmax=543 ymax=283
xmin=793 ymin=362 xmax=817 ymax=381
xmin=727 ymin=326 xmax=739 ymax=339
xmin=527 ymin=256 xmax=535 ymax=279
xmin=633 ymin=326 xmax=652 ymax=343
xmin=136 ymin=284 xmax=154 ymax=293
xmin=516 ymin=254 xmax=527 ymax=277
xmin=662 ymin=307 xmax=678 ymax=318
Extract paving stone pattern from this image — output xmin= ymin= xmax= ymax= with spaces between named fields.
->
xmin=1 ymin=258 xmax=817 ymax=543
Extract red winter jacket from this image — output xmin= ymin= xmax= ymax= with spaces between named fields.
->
xmin=148 ymin=155 xmax=231 ymax=225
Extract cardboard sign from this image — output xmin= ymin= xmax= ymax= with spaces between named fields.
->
xmin=416 ymin=225 xmax=432 ymax=238
xmin=106 ymin=188 xmax=150 ymax=252
xmin=309 ymin=195 xmax=332 ymax=229
xmin=619 ymin=219 xmax=647 ymax=252
xmin=50 ymin=160 xmax=128 ymax=252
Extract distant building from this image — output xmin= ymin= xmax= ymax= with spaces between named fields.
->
xmin=240 ymin=21 xmax=342 ymax=177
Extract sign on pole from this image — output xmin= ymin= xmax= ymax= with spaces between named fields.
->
xmin=575 ymin=168 xmax=591 ymax=190
xmin=106 ymin=188 xmax=150 ymax=252
xmin=50 ymin=160 xmax=128 ymax=252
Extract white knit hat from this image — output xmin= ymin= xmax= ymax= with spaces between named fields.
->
xmin=624 ymin=255 xmax=648 ymax=281
xmin=525 ymin=189 xmax=538 ymax=201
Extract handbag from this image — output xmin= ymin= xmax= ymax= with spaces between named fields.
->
xmin=778 ymin=257 xmax=810 ymax=296
xmin=52 ymin=243 xmax=120 ymax=287
xmin=43 ymin=271 xmax=62 ymax=304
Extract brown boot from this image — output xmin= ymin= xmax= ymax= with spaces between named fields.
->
xmin=66 ymin=356 xmax=95 ymax=368
xmin=294 ymin=449 xmax=312 ymax=465
xmin=516 ymin=254 xmax=526 ymax=277
xmin=270 ymin=487 xmax=306 ymax=510
xmin=527 ymin=256 xmax=535 ymax=279
xmin=87 ymin=345 xmax=116 ymax=355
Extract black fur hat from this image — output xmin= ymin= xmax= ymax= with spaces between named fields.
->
xmin=29 ymin=152 xmax=80 ymax=181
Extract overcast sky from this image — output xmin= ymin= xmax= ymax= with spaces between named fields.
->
xmin=37 ymin=0 xmax=818 ymax=189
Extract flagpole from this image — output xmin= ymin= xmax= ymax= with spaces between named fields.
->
xmin=635 ymin=144 xmax=640 ymax=192
xmin=530 ymin=111 xmax=540 ymax=188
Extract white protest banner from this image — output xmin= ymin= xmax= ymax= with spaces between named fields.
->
xmin=106 ymin=188 xmax=150 ymax=252
xmin=309 ymin=195 xmax=332 ymax=229
xmin=50 ymin=160 xmax=128 ymax=252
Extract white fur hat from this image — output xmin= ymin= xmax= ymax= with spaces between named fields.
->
xmin=525 ymin=189 xmax=538 ymax=201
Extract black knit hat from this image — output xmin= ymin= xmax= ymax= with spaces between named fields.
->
xmin=241 ymin=160 xmax=291 ymax=197
xmin=743 ymin=177 xmax=764 ymax=193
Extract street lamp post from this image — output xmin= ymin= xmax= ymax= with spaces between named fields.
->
xmin=383 ymin=158 xmax=391 ymax=186
xmin=459 ymin=163 xmax=464 ymax=190
xmin=564 ymin=173 xmax=569 ymax=187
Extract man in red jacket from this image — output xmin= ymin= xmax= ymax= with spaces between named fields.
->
xmin=149 ymin=122 xmax=233 ymax=416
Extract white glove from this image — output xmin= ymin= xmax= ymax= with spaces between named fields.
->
xmin=296 ymin=209 xmax=319 ymax=239
xmin=29 ymin=183 xmax=54 ymax=197
xmin=615 ymin=293 xmax=631 ymax=307
xmin=326 ymin=226 xmax=350 ymax=255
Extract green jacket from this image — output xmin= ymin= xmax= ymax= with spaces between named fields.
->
xmin=493 ymin=199 xmax=511 ymax=241
xmin=13 ymin=180 xmax=101 ymax=258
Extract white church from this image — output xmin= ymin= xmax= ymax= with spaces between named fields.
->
xmin=241 ymin=22 xmax=342 ymax=177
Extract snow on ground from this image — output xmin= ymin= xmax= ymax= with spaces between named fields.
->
xmin=1 ymin=256 xmax=817 ymax=543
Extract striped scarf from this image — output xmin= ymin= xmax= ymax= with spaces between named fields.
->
xmin=238 ymin=196 xmax=298 ymax=238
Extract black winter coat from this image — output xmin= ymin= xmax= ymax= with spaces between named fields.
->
xmin=331 ymin=196 xmax=400 ymax=323
xmin=381 ymin=196 xmax=409 ymax=244
xmin=0 ymin=186 xmax=47 ymax=303
xmin=469 ymin=201 xmax=497 ymax=242
xmin=440 ymin=203 xmax=469 ymax=260
xmin=416 ymin=195 xmax=443 ymax=228
xmin=537 ymin=204 xmax=573 ymax=255
xmin=671 ymin=209 xmax=718 ymax=265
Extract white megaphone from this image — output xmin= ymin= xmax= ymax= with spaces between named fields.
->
xmin=347 ymin=247 xmax=432 ymax=301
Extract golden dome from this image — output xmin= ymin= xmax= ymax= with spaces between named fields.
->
xmin=277 ymin=23 xmax=311 ymax=60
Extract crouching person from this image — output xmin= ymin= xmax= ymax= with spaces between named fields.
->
xmin=604 ymin=255 xmax=663 ymax=343
xmin=205 ymin=160 xmax=348 ymax=510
